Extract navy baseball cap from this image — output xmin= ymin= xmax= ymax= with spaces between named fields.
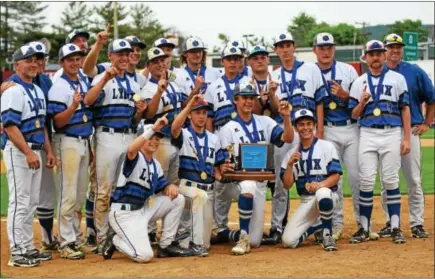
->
xmin=294 ymin=109 xmax=316 ymax=123
xmin=125 ymin=35 xmax=147 ymax=49
xmin=13 ymin=45 xmax=44 ymax=62
xmin=313 ymin=32 xmax=336 ymax=47
xmin=192 ymin=102 xmax=212 ymax=112
xmin=364 ymin=40 xmax=386 ymax=54
xmin=59 ymin=44 xmax=86 ymax=60
xmin=108 ymin=39 xmax=133 ymax=53
xmin=234 ymin=81 xmax=259 ymax=98
xmin=384 ymin=33 xmax=406 ymax=47
xmin=153 ymin=38 xmax=176 ymax=49
xmin=65 ymin=30 xmax=90 ymax=44
xmin=248 ymin=45 xmax=269 ymax=58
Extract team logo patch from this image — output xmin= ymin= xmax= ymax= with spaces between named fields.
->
xmin=131 ymin=37 xmax=139 ymax=42
xmin=230 ymin=47 xmax=237 ymax=53
xmin=21 ymin=46 xmax=34 ymax=55
xmin=69 ymin=45 xmax=76 ymax=51
xmin=36 ymin=44 xmax=43 ymax=50
xmin=254 ymin=46 xmax=260 ymax=50
xmin=232 ymin=41 xmax=239 ymax=47
xmin=246 ymin=84 xmax=253 ymax=91
xmin=153 ymin=49 xmax=160 ymax=55
xmin=300 ymin=109 xmax=307 ymax=116
xmin=192 ymin=40 xmax=199 ymax=47
xmin=323 ymin=35 xmax=329 ymax=41
xmin=369 ymin=41 xmax=381 ymax=50
xmin=120 ymin=40 xmax=126 ymax=47
xmin=161 ymin=39 xmax=167 ymax=44
xmin=279 ymin=34 xmax=286 ymax=39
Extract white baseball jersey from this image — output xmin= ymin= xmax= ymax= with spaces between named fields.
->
xmin=1 ymin=82 xmax=47 ymax=144
xmin=280 ymin=138 xmax=342 ymax=196
xmin=175 ymin=65 xmax=222 ymax=95
xmin=319 ymin=61 xmax=359 ymax=123
xmin=91 ymin=73 xmax=141 ymax=129
xmin=140 ymin=78 xmax=185 ymax=137
xmin=349 ymin=69 xmax=409 ymax=127
xmin=218 ymin=114 xmax=285 ymax=157
xmin=93 ymin=62 xmax=148 ymax=90
xmin=172 ymin=127 xmax=225 ymax=184
xmin=221 ymin=65 xmax=253 ymax=79
xmin=271 ymin=61 xmax=326 ymax=122
xmin=203 ymin=75 xmax=249 ymax=131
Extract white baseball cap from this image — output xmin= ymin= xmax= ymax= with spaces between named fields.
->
xmin=274 ymin=32 xmax=294 ymax=47
xmin=313 ymin=32 xmax=336 ymax=47
xmin=384 ymin=33 xmax=405 ymax=47
xmin=364 ymin=40 xmax=386 ymax=54
xmin=28 ymin=41 xmax=49 ymax=57
xmin=294 ymin=109 xmax=316 ymax=123
xmin=221 ymin=46 xmax=243 ymax=59
xmin=183 ymin=37 xmax=206 ymax=52
xmin=108 ymin=39 xmax=133 ymax=53
xmin=59 ymin=43 xmax=86 ymax=60
xmin=147 ymin=47 xmax=168 ymax=63
xmin=65 ymin=30 xmax=90 ymax=44
xmin=234 ymin=80 xmax=259 ymax=97
xmin=124 ymin=36 xmax=146 ymax=49
xmin=13 ymin=45 xmax=44 ymax=62
xmin=248 ymin=45 xmax=269 ymax=58
xmin=226 ymin=40 xmax=246 ymax=51
xmin=153 ymin=37 xmax=176 ymax=48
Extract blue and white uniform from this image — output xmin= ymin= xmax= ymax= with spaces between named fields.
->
xmin=175 ymin=65 xmax=222 ymax=96
xmin=1 ymin=77 xmax=47 ymax=257
xmin=380 ymin=61 xmax=435 ymax=229
xmin=349 ymin=66 xmax=409 ymax=233
xmin=48 ymin=73 xmax=93 ymax=249
xmin=91 ymin=62 xmax=148 ymax=90
xmin=108 ymin=125 xmax=185 ymax=262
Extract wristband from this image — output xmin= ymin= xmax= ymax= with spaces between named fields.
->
xmin=141 ymin=124 xmax=155 ymax=140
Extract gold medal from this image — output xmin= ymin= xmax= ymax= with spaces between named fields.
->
xmin=231 ymin=111 xmax=237 ymax=119
xmin=264 ymin=109 xmax=271 ymax=116
xmin=133 ymin=93 xmax=141 ymax=102
xmin=35 ymin=119 xmax=41 ymax=128
xmin=305 ymin=182 xmax=310 ymax=189
xmin=200 ymin=171 xmax=207 ymax=180
xmin=83 ymin=114 xmax=88 ymax=123
xmin=288 ymin=104 xmax=293 ymax=112
xmin=329 ymin=101 xmax=337 ymax=110
xmin=373 ymin=107 xmax=381 ymax=116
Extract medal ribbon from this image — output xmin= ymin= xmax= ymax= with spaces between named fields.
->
xmin=145 ymin=157 xmax=158 ymax=187
xmin=298 ymin=138 xmax=318 ymax=181
xmin=78 ymin=70 xmax=90 ymax=88
xmin=61 ymin=73 xmax=86 ymax=113
xmin=317 ymin=60 xmax=336 ymax=97
xmin=185 ymin=64 xmax=207 ymax=91
xmin=367 ymin=66 xmax=387 ymax=108
xmin=17 ymin=76 xmax=39 ymax=117
xmin=149 ymin=77 xmax=178 ymax=114
xmin=188 ymin=126 xmax=208 ymax=177
xmin=281 ymin=60 xmax=302 ymax=102
xmin=235 ymin=115 xmax=260 ymax=143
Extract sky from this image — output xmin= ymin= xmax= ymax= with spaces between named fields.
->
xmin=44 ymin=1 xmax=434 ymax=49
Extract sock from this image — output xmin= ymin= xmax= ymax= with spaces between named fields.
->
xmin=318 ymin=198 xmax=334 ymax=237
xmin=229 ymin=230 xmax=241 ymax=242
xmin=282 ymin=192 xmax=290 ymax=229
xmin=359 ymin=190 xmax=374 ymax=232
xmin=37 ymin=207 xmax=54 ymax=243
xmin=217 ymin=229 xmax=230 ymax=242
xmin=85 ymin=198 xmax=96 ymax=236
xmin=238 ymin=195 xmax=253 ymax=234
xmin=296 ymin=223 xmax=323 ymax=247
xmin=386 ymin=188 xmax=401 ymax=229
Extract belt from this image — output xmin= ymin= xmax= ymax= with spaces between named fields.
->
xmin=368 ymin=125 xmax=395 ymax=129
xmin=30 ymin=143 xmax=43 ymax=150
xmin=111 ymin=203 xmax=143 ymax=211
xmin=62 ymin=134 xmax=89 ymax=140
xmin=183 ymin=180 xmax=214 ymax=191
xmin=324 ymin=119 xmax=357 ymax=127
xmin=98 ymin=127 xmax=136 ymax=134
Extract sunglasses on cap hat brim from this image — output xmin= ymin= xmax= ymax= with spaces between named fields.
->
xmin=157 ymin=42 xmax=176 ymax=49
xmin=129 ymin=41 xmax=147 ymax=49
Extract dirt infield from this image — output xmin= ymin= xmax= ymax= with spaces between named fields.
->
xmin=1 ymin=196 xmax=434 ymax=278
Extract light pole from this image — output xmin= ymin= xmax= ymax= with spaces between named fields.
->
xmin=242 ymin=34 xmax=254 ymax=50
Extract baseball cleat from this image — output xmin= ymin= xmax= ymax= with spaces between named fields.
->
xmin=411 ymin=225 xmax=430 ymax=238
xmin=41 ymin=239 xmax=60 ymax=252
xmin=174 ymin=231 xmax=190 ymax=243
xmin=148 ymin=232 xmax=159 ymax=246
xmin=102 ymin=227 xmax=117 ymax=260
xmin=188 ymin=242 xmax=209 ymax=257
xmin=332 ymin=227 xmax=343 ymax=241
xmin=8 ymin=255 xmax=40 ymax=267
xmin=157 ymin=242 xmax=192 ymax=258
xmin=86 ymin=234 xmax=97 ymax=247
xmin=26 ymin=249 xmax=52 ymax=261
xmin=349 ymin=228 xmax=369 ymax=244
xmin=322 ymin=235 xmax=338 ymax=252
xmin=378 ymin=223 xmax=392 ymax=238
xmin=391 ymin=228 xmax=406 ymax=244
xmin=59 ymin=243 xmax=86 ymax=260
xmin=314 ymin=229 xmax=324 ymax=244
xmin=261 ymin=228 xmax=282 ymax=245
xmin=231 ymin=234 xmax=250 ymax=256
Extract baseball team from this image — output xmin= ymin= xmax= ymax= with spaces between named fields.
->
xmin=1 ymin=25 xmax=433 ymax=267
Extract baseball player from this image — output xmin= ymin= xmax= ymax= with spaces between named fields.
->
xmin=269 ymin=32 xmax=327 ymax=244
xmin=101 ymin=116 xmax=191 ymax=262
xmin=377 ymin=34 xmax=434 ymax=239
xmin=2 ymin=45 xmax=56 ymax=267
xmin=226 ymin=40 xmax=252 ymax=78
xmin=84 ymin=39 xmax=145 ymax=252
xmin=153 ymin=37 xmax=179 ymax=73
xmin=47 ymin=44 xmax=94 ymax=260
xmin=348 ymin=40 xmax=410 ymax=244
xmin=281 ymin=108 xmax=342 ymax=252
xmin=217 ymin=81 xmax=294 ymax=255
xmin=171 ymin=95 xmax=227 ymax=255
xmin=175 ymin=37 xmax=222 ymax=95
xmin=4 ymin=41 xmax=59 ymax=251
xmin=312 ymin=32 xmax=360 ymax=241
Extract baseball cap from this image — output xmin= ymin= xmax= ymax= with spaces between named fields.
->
xmin=384 ymin=33 xmax=406 ymax=47
xmin=147 ymin=47 xmax=168 ymax=63
xmin=65 ymin=30 xmax=90 ymax=44
xmin=294 ymin=109 xmax=316 ymax=123
xmin=274 ymin=32 xmax=294 ymax=47
xmin=313 ymin=32 xmax=336 ymax=47
xmin=153 ymin=37 xmax=176 ymax=49
xmin=27 ymin=41 xmax=49 ymax=57
xmin=13 ymin=45 xmax=44 ymax=62
xmin=59 ymin=44 xmax=86 ymax=60
xmin=248 ymin=45 xmax=269 ymax=58
xmin=221 ymin=46 xmax=243 ymax=59
xmin=108 ymin=39 xmax=133 ymax=53
xmin=364 ymin=40 xmax=386 ymax=54
xmin=192 ymin=102 xmax=212 ymax=112
xmin=124 ymin=36 xmax=146 ymax=49
xmin=234 ymin=81 xmax=259 ymax=97
xmin=226 ymin=40 xmax=246 ymax=51
xmin=183 ymin=37 xmax=207 ymax=52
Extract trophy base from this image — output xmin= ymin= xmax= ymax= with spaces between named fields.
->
xmin=223 ymin=171 xmax=275 ymax=181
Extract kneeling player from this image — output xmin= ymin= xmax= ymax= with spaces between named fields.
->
xmin=102 ymin=117 xmax=191 ymax=262
xmin=281 ymin=109 xmax=342 ymax=251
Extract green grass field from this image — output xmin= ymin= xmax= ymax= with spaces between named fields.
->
xmin=421 ymin=128 xmax=434 ymax=139
xmin=0 ymin=146 xmax=433 ymax=216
